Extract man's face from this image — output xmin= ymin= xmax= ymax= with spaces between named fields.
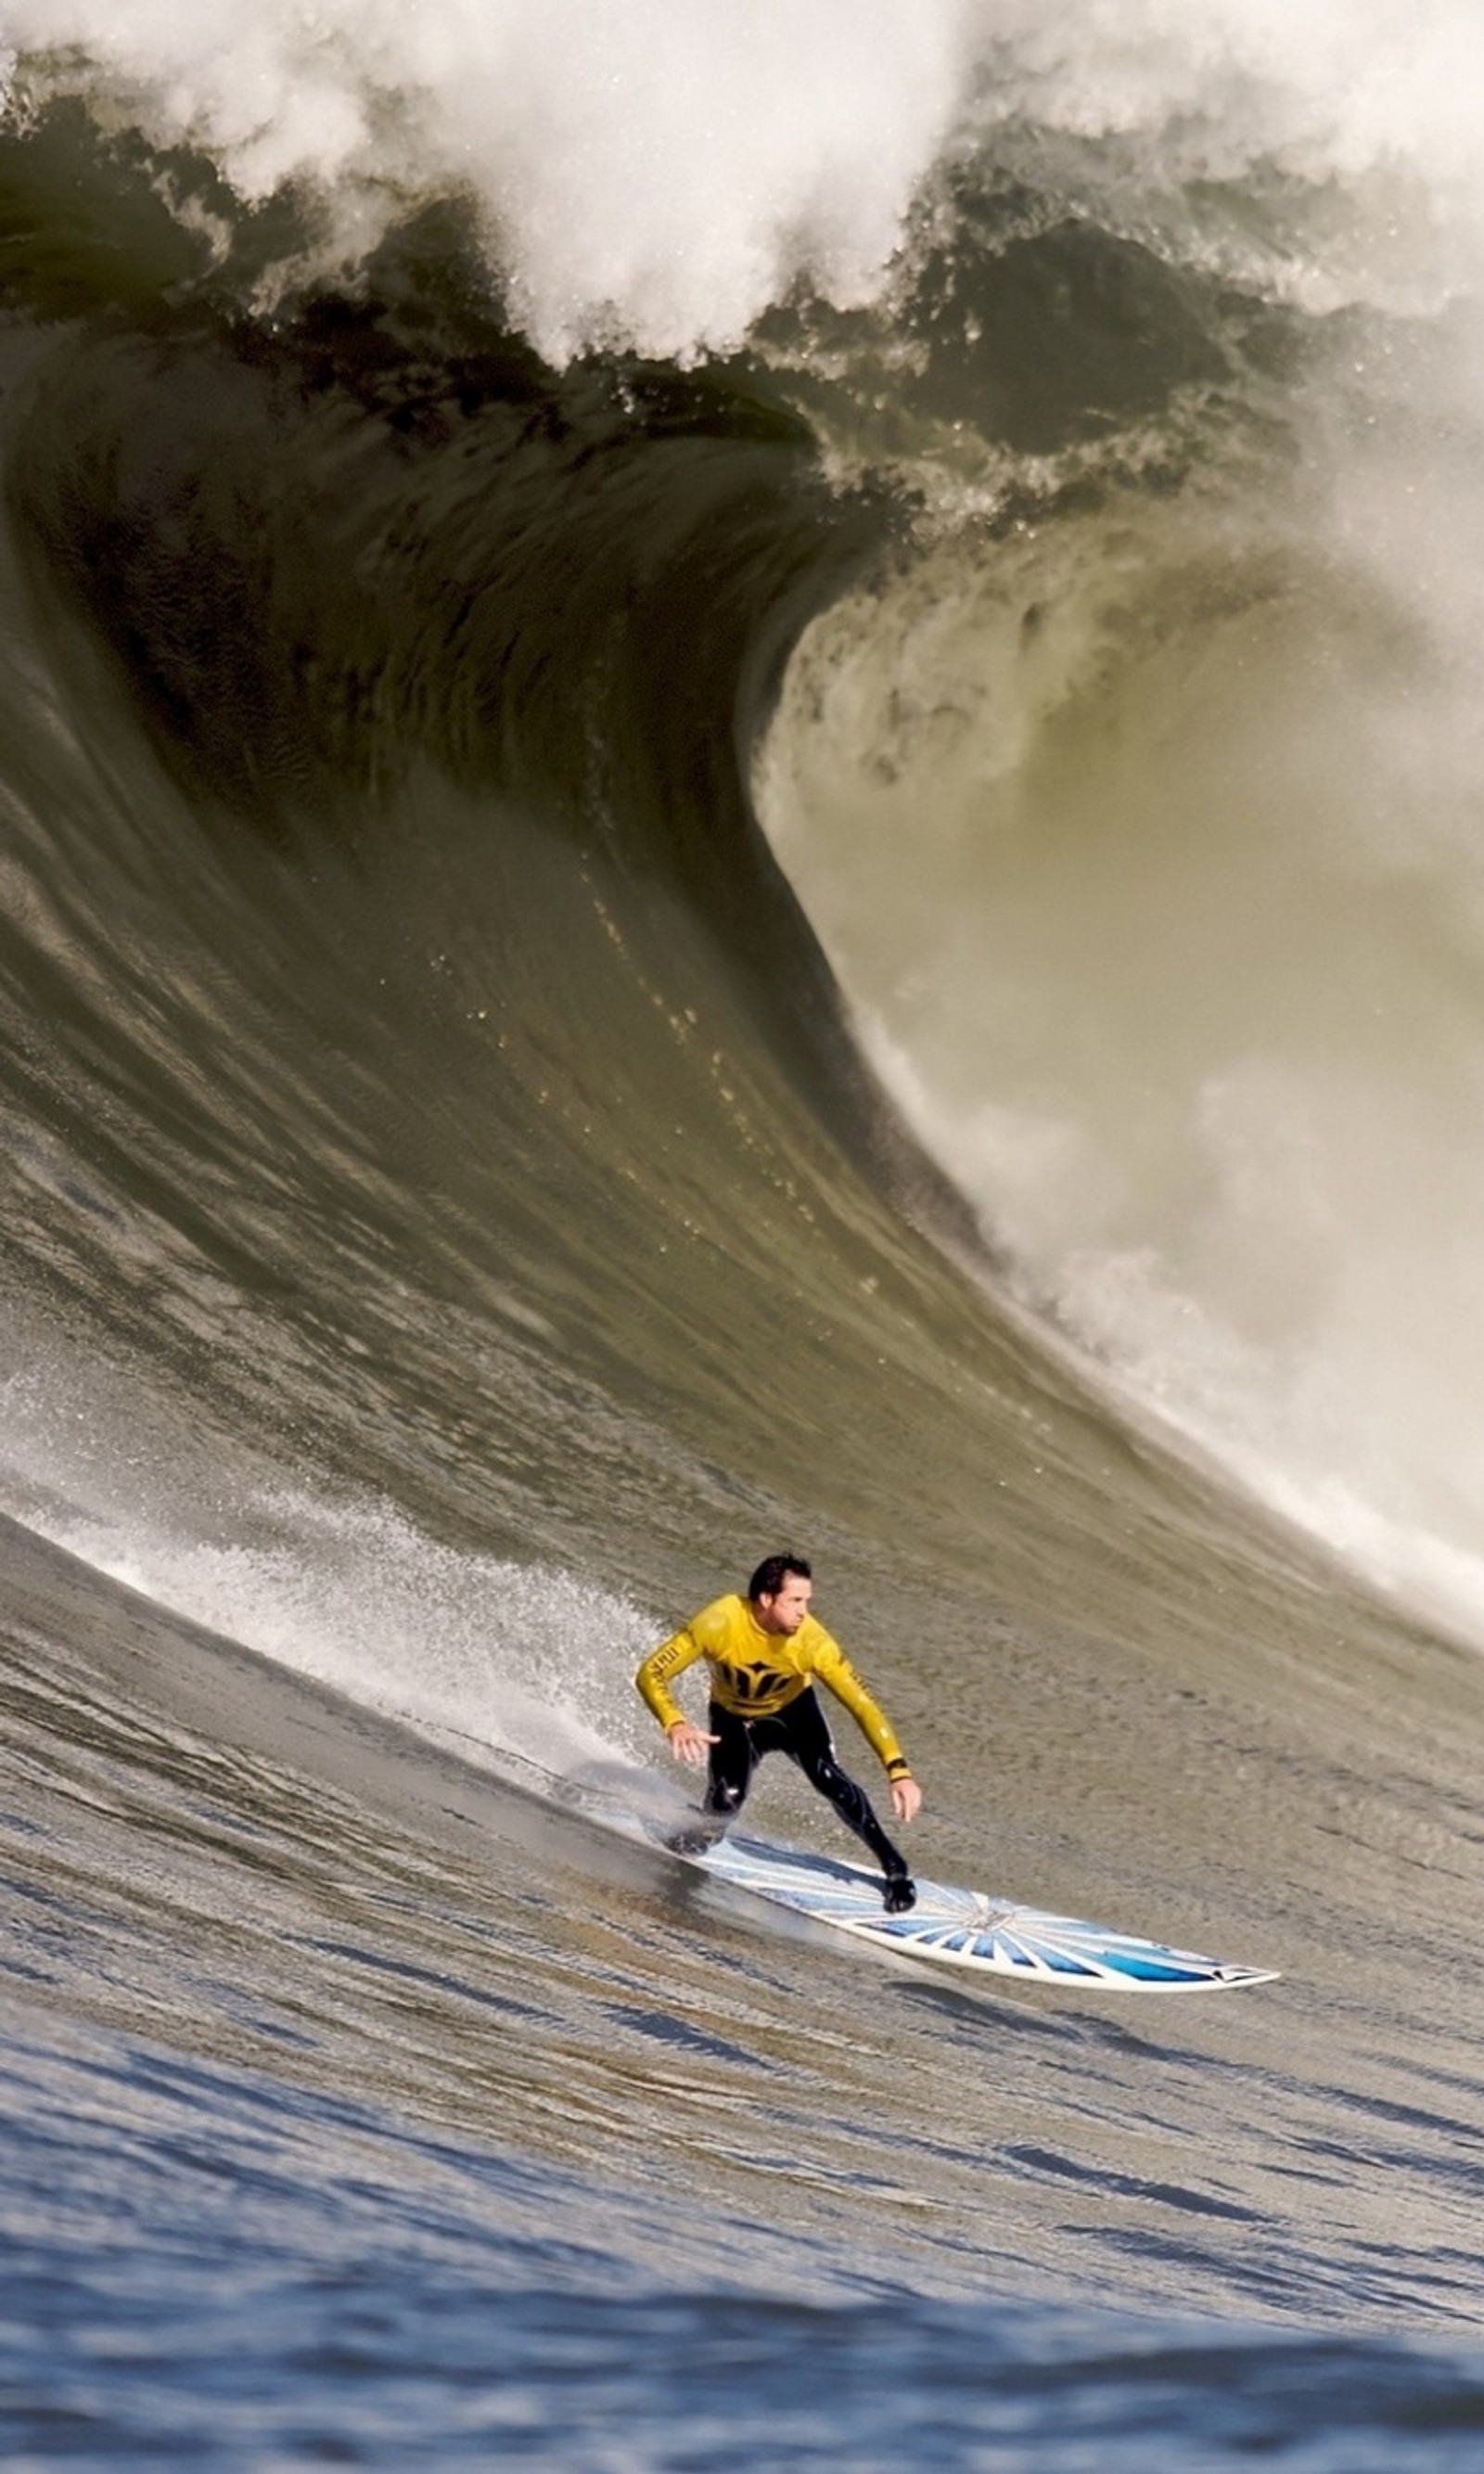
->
xmin=755 ymin=1573 xmax=812 ymax=1635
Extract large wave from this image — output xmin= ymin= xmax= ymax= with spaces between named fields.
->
xmin=8 ymin=15 xmax=1484 ymax=2433
xmin=3 ymin=0 xmax=1484 ymax=1747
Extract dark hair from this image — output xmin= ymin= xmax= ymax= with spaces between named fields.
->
xmin=748 ymin=1553 xmax=812 ymax=1603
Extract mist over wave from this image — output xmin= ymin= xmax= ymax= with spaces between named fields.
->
xmin=752 ymin=123 xmax=1484 ymax=1653
xmin=5 ymin=0 xmax=1484 ymax=351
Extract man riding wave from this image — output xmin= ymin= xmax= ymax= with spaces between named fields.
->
xmin=635 ymin=1552 xmax=922 ymax=1911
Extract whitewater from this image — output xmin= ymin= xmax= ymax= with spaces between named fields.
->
xmin=2 ymin=4 xmax=1483 ymax=2465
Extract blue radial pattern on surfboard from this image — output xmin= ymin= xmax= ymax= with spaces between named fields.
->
xmin=694 ymin=1835 xmax=1277 ymax=1992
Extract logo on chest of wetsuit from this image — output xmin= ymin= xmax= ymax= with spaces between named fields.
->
xmin=713 ymin=1660 xmax=795 ymax=1706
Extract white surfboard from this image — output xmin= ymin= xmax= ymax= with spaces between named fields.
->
xmin=682 ymin=1831 xmax=1277 ymax=1993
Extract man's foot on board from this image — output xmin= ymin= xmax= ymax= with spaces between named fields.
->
xmin=667 ymin=1825 xmax=720 ymax=1857
xmin=882 ymin=1872 xmax=916 ymax=1914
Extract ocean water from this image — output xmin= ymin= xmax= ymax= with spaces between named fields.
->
xmin=2 ymin=5 xmax=1484 ymax=2464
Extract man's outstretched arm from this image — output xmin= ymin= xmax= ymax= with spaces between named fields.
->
xmin=810 ymin=1634 xmax=923 ymax=1825
xmin=635 ymin=1630 xmax=719 ymax=1766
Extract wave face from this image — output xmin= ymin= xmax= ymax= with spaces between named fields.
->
xmin=4 ymin=10 xmax=1484 ymax=2465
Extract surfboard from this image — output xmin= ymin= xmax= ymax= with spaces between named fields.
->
xmin=680 ymin=1831 xmax=1277 ymax=1992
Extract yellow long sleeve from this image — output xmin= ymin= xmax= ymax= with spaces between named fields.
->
xmin=635 ymin=1594 xmax=911 ymax=1777
xmin=634 ymin=1623 xmax=707 ymax=1733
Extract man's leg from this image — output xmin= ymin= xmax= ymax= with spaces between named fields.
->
xmin=666 ymin=1704 xmax=755 ymax=1854
xmin=776 ymin=1690 xmax=915 ymax=1911
xmin=702 ymin=1701 xmax=756 ymax=1827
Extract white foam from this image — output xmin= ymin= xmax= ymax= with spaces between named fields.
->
xmin=58 ymin=1491 xmax=653 ymax=1787
xmin=1 ymin=0 xmax=977 ymax=357
xmin=5 ymin=2 xmax=1484 ymax=355
xmin=0 ymin=1311 xmax=658 ymax=1782
xmin=758 ymin=325 xmax=1484 ymax=1656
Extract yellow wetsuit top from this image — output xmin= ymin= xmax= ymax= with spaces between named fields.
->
xmin=635 ymin=1594 xmax=912 ymax=1779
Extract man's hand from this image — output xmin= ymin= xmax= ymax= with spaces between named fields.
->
xmin=890 ymin=1773 xmax=923 ymax=1826
xmin=667 ymin=1720 xmax=719 ymax=1767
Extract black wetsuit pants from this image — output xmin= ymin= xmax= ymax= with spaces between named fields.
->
xmin=703 ymin=1688 xmax=910 ymax=1879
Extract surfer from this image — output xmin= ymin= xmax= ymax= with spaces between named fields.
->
xmin=635 ymin=1554 xmax=922 ymax=1911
